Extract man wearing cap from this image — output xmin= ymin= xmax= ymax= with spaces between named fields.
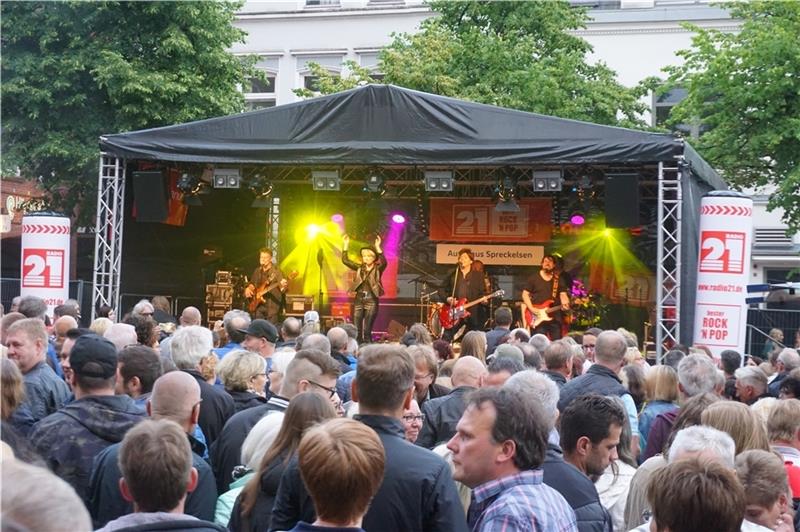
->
xmin=29 ymin=333 xmax=146 ymax=502
xmin=240 ymin=319 xmax=278 ymax=372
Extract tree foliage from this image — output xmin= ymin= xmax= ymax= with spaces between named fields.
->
xmin=663 ymin=1 xmax=800 ymax=232
xmin=1 ymin=1 xmax=257 ymax=225
xmin=292 ymin=60 xmax=379 ymax=99
xmin=379 ymin=0 xmax=650 ymax=128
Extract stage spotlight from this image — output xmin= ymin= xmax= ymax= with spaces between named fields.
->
xmin=249 ymin=173 xmax=274 ymax=208
xmin=177 ymin=173 xmax=204 ymax=206
xmin=495 ymin=199 xmax=520 ymax=213
xmin=533 ymin=170 xmax=563 ymax=192
xmin=364 ymin=171 xmax=386 ymax=195
xmin=391 ymin=213 xmax=406 ymax=224
xmin=311 ymin=170 xmax=340 ymax=191
xmin=570 ymin=212 xmax=586 ymax=226
xmin=424 ymin=170 xmax=453 ymax=192
xmin=212 ymin=168 xmax=241 ymax=189
xmin=306 ymin=224 xmax=321 ymax=240
xmin=602 ymin=228 xmax=613 ymax=238
xmin=331 ymin=213 xmax=344 ymax=223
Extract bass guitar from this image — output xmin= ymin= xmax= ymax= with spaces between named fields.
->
xmin=439 ymin=290 xmax=505 ymax=330
xmin=523 ymin=299 xmax=567 ymax=330
xmin=248 ymin=271 xmax=298 ymax=313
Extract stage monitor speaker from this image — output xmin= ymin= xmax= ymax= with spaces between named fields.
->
xmin=132 ymin=171 xmax=169 ymax=222
xmin=605 ymin=173 xmax=640 ymax=228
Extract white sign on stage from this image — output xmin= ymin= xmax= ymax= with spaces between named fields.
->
xmin=436 ymin=244 xmax=543 ymax=266
xmin=20 ymin=214 xmax=71 ymax=317
xmin=693 ymin=192 xmax=753 ymax=357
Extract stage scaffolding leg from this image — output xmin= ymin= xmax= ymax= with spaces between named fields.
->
xmin=266 ymin=196 xmax=280 ymax=257
xmin=655 ymin=161 xmax=682 ymax=363
xmin=92 ymin=154 xmax=126 ymax=320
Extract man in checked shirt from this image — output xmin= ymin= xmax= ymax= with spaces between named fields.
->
xmin=447 ymin=387 xmax=578 ymax=532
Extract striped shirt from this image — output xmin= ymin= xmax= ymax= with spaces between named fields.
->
xmin=468 ymin=469 xmax=577 ymax=532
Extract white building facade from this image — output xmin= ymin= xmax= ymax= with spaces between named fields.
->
xmin=232 ymin=0 xmax=799 ymax=286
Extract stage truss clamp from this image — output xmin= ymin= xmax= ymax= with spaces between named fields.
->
xmin=655 ymin=161 xmax=682 ymax=362
xmin=92 ymin=154 xmax=126 ymax=320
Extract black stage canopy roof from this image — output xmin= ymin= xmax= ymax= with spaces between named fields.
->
xmin=99 ymin=84 xmax=724 ymax=189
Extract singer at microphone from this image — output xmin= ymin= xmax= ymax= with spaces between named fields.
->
xmin=341 ymin=234 xmax=386 ymax=344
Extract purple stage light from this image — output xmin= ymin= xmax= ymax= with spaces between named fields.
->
xmin=331 ymin=213 xmax=344 ymax=223
xmin=570 ymin=213 xmax=585 ymax=226
xmin=391 ymin=213 xmax=406 ymax=224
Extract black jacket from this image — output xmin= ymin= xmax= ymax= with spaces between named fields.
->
xmin=542 ymin=444 xmax=612 ymax=532
xmin=88 ymin=433 xmax=216 ymax=528
xmin=419 ymin=382 xmax=451 ymax=408
xmin=270 ymin=415 xmax=468 ymax=532
xmin=184 ymin=370 xmax=235 ymax=448
xmin=543 ymin=370 xmax=568 ymax=388
xmin=342 ymin=251 xmax=387 ymax=297
xmin=228 ymin=450 xmax=289 ymax=532
xmin=416 ymin=386 xmax=475 ymax=449
xmin=227 ymin=390 xmax=268 ymax=414
xmin=439 ymin=267 xmax=485 ymax=304
xmin=210 ymin=395 xmax=289 ymax=494
xmin=557 ymin=364 xmax=628 ymax=413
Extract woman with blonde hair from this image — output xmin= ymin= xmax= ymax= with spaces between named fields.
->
xmin=89 ymin=317 xmax=113 ymax=337
xmin=638 ymin=365 xmax=679 ymax=455
xmin=459 ymin=330 xmax=487 ymax=363
xmin=701 ymin=400 xmax=770 ymax=455
xmin=216 ymin=349 xmax=269 ymax=413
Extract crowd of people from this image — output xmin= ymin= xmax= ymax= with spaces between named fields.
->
xmin=1 ymin=293 xmax=800 ymax=532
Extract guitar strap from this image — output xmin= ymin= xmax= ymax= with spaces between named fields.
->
xmin=551 ymin=273 xmax=560 ymax=302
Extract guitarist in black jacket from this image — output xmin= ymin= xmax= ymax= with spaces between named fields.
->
xmin=439 ymin=248 xmax=489 ymax=341
xmin=522 ymin=254 xmax=570 ymax=340
xmin=244 ymin=248 xmax=288 ymax=324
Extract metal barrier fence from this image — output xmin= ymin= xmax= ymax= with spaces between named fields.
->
xmin=1 ymin=278 xmax=94 ymax=327
xmin=746 ymin=308 xmax=800 ymax=357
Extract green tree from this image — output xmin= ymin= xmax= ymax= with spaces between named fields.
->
xmin=663 ymin=1 xmax=800 ymax=232
xmin=1 ymin=1 xmax=258 ymax=225
xmin=293 ymin=60 xmax=378 ymax=98
xmin=379 ymin=1 xmax=650 ymax=128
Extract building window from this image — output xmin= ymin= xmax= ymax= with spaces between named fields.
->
xmin=303 ymin=75 xmax=320 ymax=91
xmin=250 ymin=75 xmax=276 ymax=94
xmin=306 ymin=0 xmax=340 ymax=6
xmin=246 ymin=100 xmax=277 ymax=112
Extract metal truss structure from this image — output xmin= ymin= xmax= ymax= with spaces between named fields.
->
xmin=655 ymin=161 xmax=683 ymax=360
xmin=91 ymin=158 xmax=681 ymax=357
xmin=92 ymin=154 xmax=127 ymax=320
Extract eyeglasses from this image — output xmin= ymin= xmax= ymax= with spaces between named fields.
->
xmin=251 ymin=372 xmax=267 ymax=379
xmin=308 ymin=380 xmax=337 ymax=399
xmin=402 ymin=414 xmax=425 ymax=423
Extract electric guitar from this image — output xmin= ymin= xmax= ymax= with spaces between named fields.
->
xmin=439 ymin=290 xmax=505 ymax=330
xmin=523 ymin=299 xmax=567 ymax=330
xmin=248 ymin=270 xmax=298 ymax=313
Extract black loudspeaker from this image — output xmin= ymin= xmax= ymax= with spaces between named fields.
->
xmin=605 ymin=174 xmax=640 ymax=228
xmin=132 ymin=171 xmax=168 ymax=222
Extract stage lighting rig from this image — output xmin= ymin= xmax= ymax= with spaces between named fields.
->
xmin=249 ymin=173 xmax=274 ymax=208
xmin=363 ymin=169 xmax=386 ymax=196
xmin=494 ymin=175 xmax=520 ymax=213
xmin=177 ymin=173 xmax=206 ymax=206
xmin=424 ymin=170 xmax=453 ymax=192
xmin=533 ymin=170 xmax=563 ymax=192
xmin=212 ymin=167 xmax=241 ymax=189
xmin=311 ymin=170 xmax=340 ymax=191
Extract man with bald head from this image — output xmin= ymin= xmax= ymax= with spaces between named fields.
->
xmin=327 ymin=326 xmax=355 ymax=374
xmin=415 ymin=356 xmax=488 ymax=449
xmin=179 ymin=306 xmax=202 ymax=327
xmin=88 ymin=371 xmax=217 ymax=527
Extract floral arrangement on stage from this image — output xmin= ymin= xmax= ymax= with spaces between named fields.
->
xmin=569 ymin=278 xmax=608 ymax=329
